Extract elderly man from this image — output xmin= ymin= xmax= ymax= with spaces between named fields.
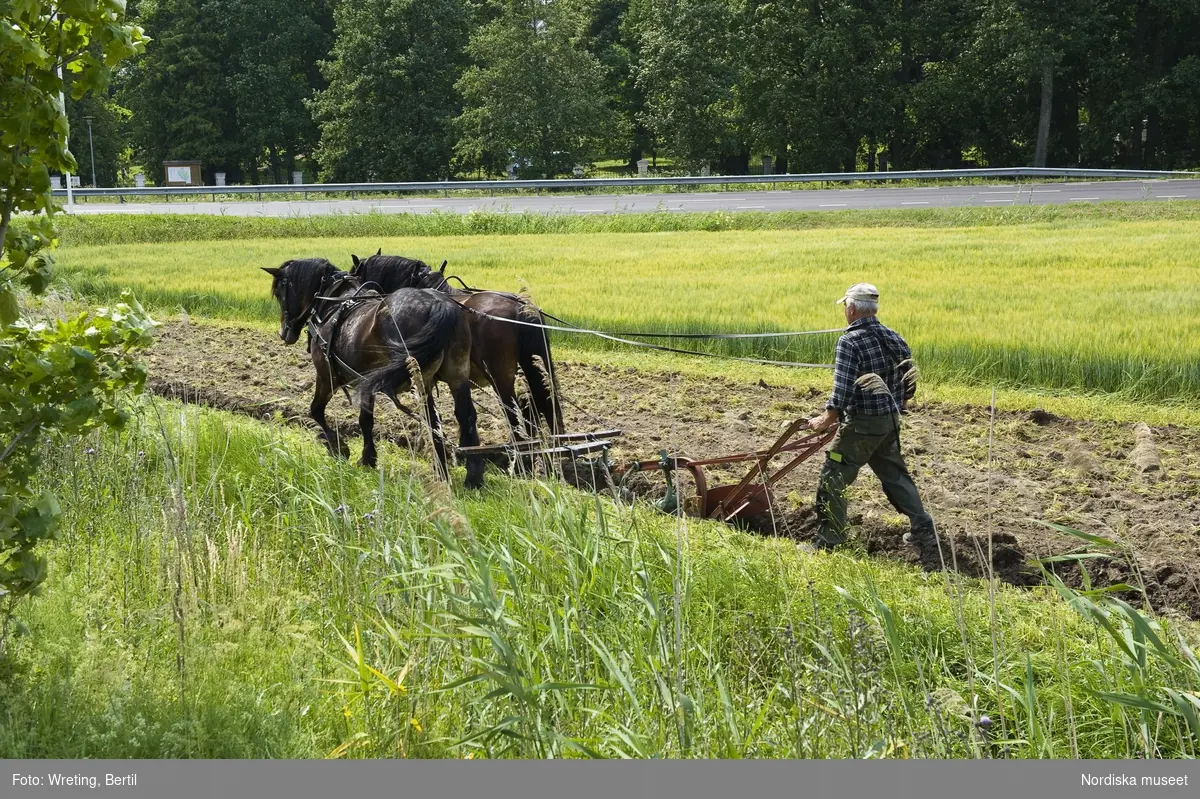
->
xmin=807 ymin=283 xmax=937 ymax=558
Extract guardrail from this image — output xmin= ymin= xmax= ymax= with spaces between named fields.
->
xmin=51 ymin=166 xmax=1198 ymax=200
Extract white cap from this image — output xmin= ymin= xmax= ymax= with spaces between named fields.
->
xmin=836 ymin=283 xmax=879 ymax=305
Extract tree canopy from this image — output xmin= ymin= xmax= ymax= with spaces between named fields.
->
xmin=36 ymin=0 xmax=1200 ymax=182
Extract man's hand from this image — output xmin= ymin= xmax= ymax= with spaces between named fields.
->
xmin=808 ymin=408 xmax=838 ymax=432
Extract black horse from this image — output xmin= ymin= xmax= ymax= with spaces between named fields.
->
xmin=348 ymin=252 xmax=564 ymax=443
xmin=263 ymin=257 xmax=484 ymax=488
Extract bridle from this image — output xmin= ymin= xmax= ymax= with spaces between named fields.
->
xmin=276 ymin=271 xmax=313 ymax=342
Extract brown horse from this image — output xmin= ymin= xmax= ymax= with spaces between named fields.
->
xmin=262 ymin=257 xmax=485 ymax=488
xmin=348 ymin=252 xmax=564 ymax=444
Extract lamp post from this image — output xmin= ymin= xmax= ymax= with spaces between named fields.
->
xmin=84 ymin=115 xmax=96 ymax=187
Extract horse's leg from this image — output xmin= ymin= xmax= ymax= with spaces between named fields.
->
xmin=491 ymin=364 xmax=525 ymax=440
xmin=311 ymin=373 xmax=349 ymax=459
xmin=452 ymin=380 xmax=484 ymax=489
xmin=425 ymin=392 xmax=448 ymax=480
xmin=358 ymin=390 xmax=378 ymax=468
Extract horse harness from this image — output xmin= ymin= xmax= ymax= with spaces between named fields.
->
xmin=306 ymin=274 xmax=387 ymax=388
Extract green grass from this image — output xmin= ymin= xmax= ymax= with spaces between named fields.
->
xmin=56 ymin=208 xmax=1200 ymax=403
xmin=56 ymin=200 xmax=1200 ymax=246
xmin=2 ymin=401 xmax=1197 ymax=758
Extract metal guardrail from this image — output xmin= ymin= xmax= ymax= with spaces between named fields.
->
xmin=50 ymin=166 xmax=1199 ymax=199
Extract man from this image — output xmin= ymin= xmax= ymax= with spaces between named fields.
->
xmin=807 ymin=283 xmax=938 ymax=559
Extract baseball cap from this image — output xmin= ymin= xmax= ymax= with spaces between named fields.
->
xmin=836 ymin=283 xmax=880 ymax=305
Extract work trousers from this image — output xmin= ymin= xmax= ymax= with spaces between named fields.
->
xmin=815 ymin=412 xmax=935 ymax=548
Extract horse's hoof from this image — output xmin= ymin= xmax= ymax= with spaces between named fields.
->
xmin=464 ymin=475 xmax=485 ymax=490
xmin=358 ymin=457 xmax=377 ymax=469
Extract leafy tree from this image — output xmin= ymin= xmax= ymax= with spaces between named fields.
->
xmin=122 ymin=0 xmax=230 ymax=183
xmin=744 ymin=0 xmax=899 ymax=173
xmin=631 ymin=0 xmax=747 ymax=173
xmin=217 ymin=0 xmax=333 ymax=183
xmin=455 ymin=0 xmax=616 ymax=177
xmin=579 ymin=0 xmax=646 ymax=168
xmin=124 ymin=0 xmax=331 ymax=184
xmin=0 ymin=1 xmax=155 ymax=639
xmin=312 ymin=0 xmax=471 ymax=181
xmin=65 ymin=84 xmax=132 ymax=187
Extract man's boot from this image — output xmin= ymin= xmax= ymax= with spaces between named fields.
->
xmin=903 ymin=521 xmax=941 ymax=566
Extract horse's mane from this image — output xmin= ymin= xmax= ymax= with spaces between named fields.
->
xmin=352 ymin=254 xmax=449 ymax=293
xmin=281 ymin=257 xmax=341 ymax=299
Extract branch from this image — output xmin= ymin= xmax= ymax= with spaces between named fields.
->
xmin=0 ymin=422 xmax=40 ymax=464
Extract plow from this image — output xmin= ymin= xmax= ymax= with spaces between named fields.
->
xmin=614 ymin=420 xmax=837 ymax=523
xmin=456 ymin=418 xmax=837 ymax=526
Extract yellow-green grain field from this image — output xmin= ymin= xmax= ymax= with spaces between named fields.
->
xmin=57 ymin=217 xmax=1200 ymax=402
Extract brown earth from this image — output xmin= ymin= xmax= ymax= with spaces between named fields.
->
xmin=145 ymin=320 xmax=1200 ymax=619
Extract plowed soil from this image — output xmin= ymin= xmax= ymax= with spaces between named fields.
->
xmin=145 ymin=320 xmax=1200 ymax=619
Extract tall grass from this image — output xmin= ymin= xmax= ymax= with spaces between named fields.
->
xmin=56 ymin=219 xmax=1200 ymax=401
xmin=56 ymin=201 xmax=1200 ymax=246
xmin=2 ymin=401 xmax=1196 ymax=758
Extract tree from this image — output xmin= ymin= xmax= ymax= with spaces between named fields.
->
xmin=65 ymin=80 xmax=133 ymax=187
xmin=579 ymin=0 xmax=646 ymax=168
xmin=744 ymin=0 xmax=899 ymax=173
xmin=122 ymin=0 xmax=230 ymax=183
xmin=455 ymin=0 xmax=616 ymax=178
xmin=631 ymin=0 xmax=747 ymax=173
xmin=312 ymin=0 xmax=471 ymax=182
xmin=0 ymin=2 xmax=155 ymax=640
xmin=218 ymin=0 xmax=333 ymax=183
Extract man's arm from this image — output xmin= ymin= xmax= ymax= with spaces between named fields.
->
xmin=810 ymin=336 xmax=856 ymax=431
xmin=897 ymin=336 xmax=917 ymax=404
xmin=827 ymin=335 xmax=858 ymax=413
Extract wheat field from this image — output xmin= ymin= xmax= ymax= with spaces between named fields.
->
xmin=57 ymin=220 xmax=1200 ymax=401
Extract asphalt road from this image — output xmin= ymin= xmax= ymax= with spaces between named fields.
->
xmin=65 ymin=178 xmax=1200 ymax=217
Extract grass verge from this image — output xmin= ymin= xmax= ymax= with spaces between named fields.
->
xmin=1 ymin=401 xmax=1197 ymax=758
xmin=56 ymin=200 xmax=1200 ymax=246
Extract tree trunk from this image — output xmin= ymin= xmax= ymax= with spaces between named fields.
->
xmin=1034 ymin=57 xmax=1054 ymax=168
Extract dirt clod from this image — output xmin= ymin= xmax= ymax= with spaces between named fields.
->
xmin=1028 ymin=408 xmax=1059 ymax=425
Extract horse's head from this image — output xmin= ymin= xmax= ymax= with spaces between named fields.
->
xmin=350 ymin=252 xmax=449 ymax=293
xmin=262 ymin=257 xmax=339 ymax=344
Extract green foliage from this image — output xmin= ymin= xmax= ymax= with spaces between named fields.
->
xmin=0 ymin=2 xmax=154 ymax=619
xmin=0 ymin=295 xmax=156 ymax=601
xmin=65 ymin=87 xmax=133 ymax=188
xmin=3 ymin=404 xmax=1197 ymax=757
xmin=73 ymin=0 xmax=1200 ymax=178
xmin=122 ymin=0 xmax=332 ymax=184
xmin=310 ymin=0 xmax=470 ymax=181
xmin=631 ymin=0 xmax=746 ymax=171
xmin=454 ymin=0 xmax=617 ymax=177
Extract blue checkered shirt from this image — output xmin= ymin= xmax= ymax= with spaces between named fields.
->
xmin=826 ymin=316 xmax=915 ymax=417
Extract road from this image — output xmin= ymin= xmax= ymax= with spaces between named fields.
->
xmin=64 ymin=178 xmax=1200 ymax=217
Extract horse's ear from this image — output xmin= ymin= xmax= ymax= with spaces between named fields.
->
xmin=439 ymin=260 xmax=447 ymax=274
xmin=350 ymin=254 xmax=360 ymax=268
xmin=376 ymin=247 xmax=382 ymax=256
xmin=262 ymin=266 xmax=281 ymax=277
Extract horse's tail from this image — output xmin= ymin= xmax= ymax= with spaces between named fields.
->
xmin=515 ymin=304 xmax=564 ymax=435
xmin=356 ymin=295 xmax=461 ymax=406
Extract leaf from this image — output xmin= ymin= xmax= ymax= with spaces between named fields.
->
xmin=0 ymin=288 xmax=19 ymax=328
xmin=1031 ymin=520 xmax=1118 ymax=548
xmin=1037 ymin=552 xmax=1113 ymax=565
xmin=1090 ymin=690 xmax=1173 ymax=715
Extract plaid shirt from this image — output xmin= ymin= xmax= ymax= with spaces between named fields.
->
xmin=826 ymin=316 xmax=915 ymax=417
